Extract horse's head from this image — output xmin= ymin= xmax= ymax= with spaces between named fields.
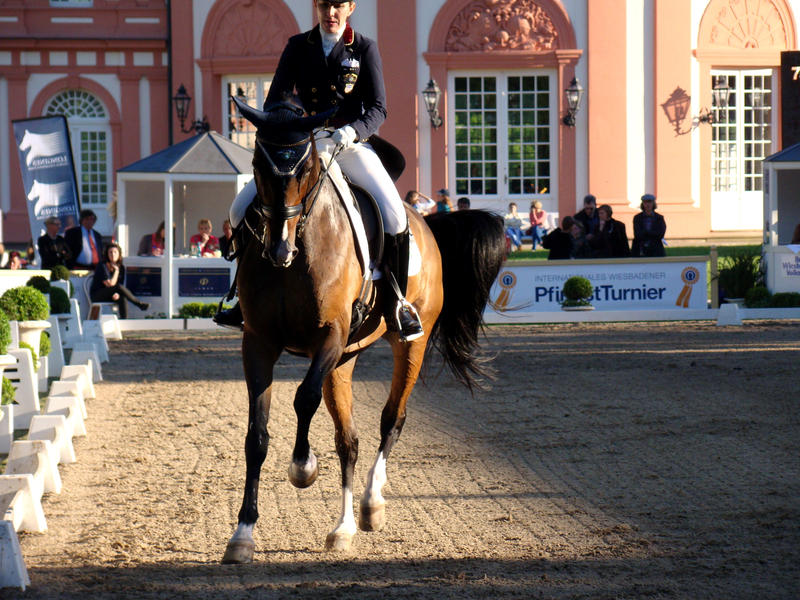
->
xmin=232 ymin=95 xmax=335 ymax=268
xmin=19 ymin=130 xmax=32 ymax=151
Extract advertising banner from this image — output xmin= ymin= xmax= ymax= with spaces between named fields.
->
xmin=489 ymin=260 xmax=708 ymax=313
xmin=12 ymin=116 xmax=81 ymax=242
xmin=178 ymin=268 xmax=231 ymax=297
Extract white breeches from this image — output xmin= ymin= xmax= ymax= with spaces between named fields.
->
xmin=230 ymin=134 xmax=407 ymax=235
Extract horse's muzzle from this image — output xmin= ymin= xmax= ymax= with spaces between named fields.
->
xmin=269 ymin=239 xmax=298 ymax=268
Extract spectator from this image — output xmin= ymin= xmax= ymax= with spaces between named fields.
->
xmin=0 ymin=243 xmax=5 ymax=268
xmin=5 ymin=251 xmax=24 ymax=270
xmin=792 ymin=222 xmax=800 ymax=244
xmin=528 ymin=200 xmax=548 ymax=250
xmin=90 ymin=242 xmax=149 ymax=318
xmin=590 ymin=204 xmax=630 ymax=258
xmin=542 ymin=216 xmax=574 ymax=260
xmin=65 ymin=208 xmax=104 ymax=270
xmin=456 ymin=197 xmax=471 ymax=210
xmin=405 ymin=190 xmax=435 ymax=216
xmin=138 ymin=221 xmax=166 ymax=256
xmin=189 ymin=219 xmax=220 ymax=257
xmin=574 ymin=194 xmax=599 ymax=240
xmin=504 ymin=202 xmax=524 ymax=252
xmin=434 ymin=188 xmax=453 ymax=213
xmin=25 ymin=242 xmax=36 ymax=267
xmin=37 ymin=216 xmax=72 ymax=268
xmin=631 ymin=193 xmax=667 ymax=257
xmin=570 ymin=221 xmax=593 ymax=258
xmin=219 ymin=219 xmax=234 ymax=258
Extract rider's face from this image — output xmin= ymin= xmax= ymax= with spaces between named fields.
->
xmin=316 ymin=1 xmax=355 ymax=35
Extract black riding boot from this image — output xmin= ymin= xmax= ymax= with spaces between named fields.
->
xmin=213 ymin=301 xmax=243 ymax=330
xmin=382 ymin=230 xmax=424 ymax=342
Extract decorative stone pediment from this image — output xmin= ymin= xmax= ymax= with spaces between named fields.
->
xmin=208 ymin=0 xmax=294 ymax=57
xmin=700 ymin=0 xmax=793 ymax=50
xmin=444 ymin=0 xmax=559 ymax=52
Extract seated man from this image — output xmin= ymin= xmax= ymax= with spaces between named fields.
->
xmin=215 ymin=0 xmax=422 ymax=342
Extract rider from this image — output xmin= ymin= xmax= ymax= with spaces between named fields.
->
xmin=214 ymin=0 xmax=424 ymax=342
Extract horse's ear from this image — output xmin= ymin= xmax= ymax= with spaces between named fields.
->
xmin=231 ymin=95 xmax=270 ymax=129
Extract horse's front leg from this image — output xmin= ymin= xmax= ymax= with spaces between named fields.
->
xmin=288 ymin=329 xmax=344 ymax=489
xmin=322 ymin=354 xmax=360 ymax=551
xmin=222 ymin=333 xmax=280 ymax=564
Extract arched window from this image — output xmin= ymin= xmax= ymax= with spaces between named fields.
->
xmin=45 ymin=90 xmax=111 ymax=208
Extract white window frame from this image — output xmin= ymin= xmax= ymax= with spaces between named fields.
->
xmin=222 ymin=75 xmax=273 ymax=149
xmin=710 ymin=68 xmax=776 ymax=231
xmin=447 ymin=69 xmax=558 ymax=215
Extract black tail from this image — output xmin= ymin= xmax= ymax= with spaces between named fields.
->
xmin=424 ymin=210 xmax=506 ymax=392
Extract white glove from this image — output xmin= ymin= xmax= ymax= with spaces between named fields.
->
xmin=332 ymin=125 xmax=357 ymax=149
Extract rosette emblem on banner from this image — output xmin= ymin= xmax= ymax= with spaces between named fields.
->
xmin=12 ymin=116 xmax=81 ymax=241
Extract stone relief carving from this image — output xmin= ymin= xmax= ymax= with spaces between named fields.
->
xmin=212 ymin=0 xmax=288 ymax=57
xmin=706 ymin=0 xmax=789 ymax=49
xmin=445 ymin=0 xmax=559 ymax=52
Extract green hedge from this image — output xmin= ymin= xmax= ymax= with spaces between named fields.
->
xmin=0 ymin=310 xmax=9 ymax=355
xmin=19 ymin=341 xmax=38 ymax=372
xmin=178 ymin=302 xmax=229 ymax=318
xmin=1 ymin=376 xmax=14 ymax=406
xmin=40 ymin=330 xmax=51 ymax=358
xmin=745 ymin=287 xmax=800 ymax=308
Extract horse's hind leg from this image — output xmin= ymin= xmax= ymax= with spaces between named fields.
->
xmin=360 ymin=337 xmax=427 ymax=532
xmin=222 ymin=333 xmax=280 ymax=564
xmin=322 ymin=355 xmax=359 ymax=551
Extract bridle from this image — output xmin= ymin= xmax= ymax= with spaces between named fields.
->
xmin=252 ymin=131 xmax=342 ymax=237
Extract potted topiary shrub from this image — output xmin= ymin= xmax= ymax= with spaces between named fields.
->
xmin=0 ymin=286 xmax=51 ymax=350
xmin=49 ymin=286 xmax=70 ymax=314
xmin=49 ymin=264 xmax=74 ymax=297
xmin=561 ymin=276 xmax=595 ymax=311
xmin=716 ymin=249 xmax=760 ymax=303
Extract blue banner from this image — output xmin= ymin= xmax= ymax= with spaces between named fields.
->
xmin=178 ymin=268 xmax=231 ymax=297
xmin=12 ymin=116 xmax=81 ymax=242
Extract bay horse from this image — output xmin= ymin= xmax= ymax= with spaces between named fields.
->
xmin=223 ymin=97 xmax=506 ymax=563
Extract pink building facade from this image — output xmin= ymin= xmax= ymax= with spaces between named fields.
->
xmin=1 ymin=0 xmax=798 ymax=244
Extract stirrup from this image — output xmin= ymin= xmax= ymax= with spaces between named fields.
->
xmin=213 ymin=304 xmax=244 ymax=331
xmin=394 ymin=300 xmax=424 ymax=342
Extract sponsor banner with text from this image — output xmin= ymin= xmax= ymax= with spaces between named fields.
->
xmin=490 ymin=260 xmax=708 ymax=313
xmin=12 ymin=116 xmax=81 ymax=243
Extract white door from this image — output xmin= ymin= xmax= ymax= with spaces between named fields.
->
xmin=447 ymin=71 xmax=558 ymax=216
xmin=710 ymin=70 xmax=774 ymax=231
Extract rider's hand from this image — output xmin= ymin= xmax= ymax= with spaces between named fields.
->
xmin=332 ymin=126 xmax=357 ymax=149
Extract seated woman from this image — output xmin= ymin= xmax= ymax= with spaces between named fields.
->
xmin=528 ymin=200 xmax=548 ymax=250
xmin=4 ymin=250 xmax=24 ymax=270
xmin=138 ymin=221 xmax=166 ymax=256
xmin=189 ymin=218 xmax=220 ymax=257
xmin=90 ymin=242 xmax=149 ymax=318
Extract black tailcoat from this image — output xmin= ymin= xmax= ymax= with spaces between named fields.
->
xmin=266 ymin=25 xmax=386 ymax=142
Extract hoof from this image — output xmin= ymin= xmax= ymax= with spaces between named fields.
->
xmin=359 ymin=501 xmax=386 ymax=531
xmin=221 ymin=539 xmax=255 ymax=564
xmin=288 ymin=456 xmax=318 ymax=489
xmin=325 ymin=531 xmax=354 ymax=553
